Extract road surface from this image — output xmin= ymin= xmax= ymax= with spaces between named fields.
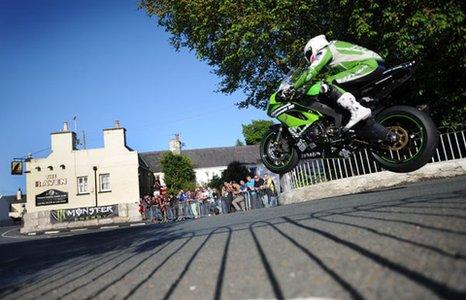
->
xmin=0 ymin=176 xmax=465 ymax=299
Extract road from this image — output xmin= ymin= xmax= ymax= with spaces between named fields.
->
xmin=0 ymin=176 xmax=465 ymax=299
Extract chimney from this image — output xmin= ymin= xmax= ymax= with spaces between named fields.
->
xmin=169 ymin=134 xmax=181 ymax=155
xmin=51 ymin=122 xmax=77 ymax=153
xmin=103 ymin=120 xmax=127 ymax=149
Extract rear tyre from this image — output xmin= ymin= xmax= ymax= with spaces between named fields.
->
xmin=260 ymin=126 xmax=299 ymax=174
xmin=372 ymin=106 xmax=438 ymax=172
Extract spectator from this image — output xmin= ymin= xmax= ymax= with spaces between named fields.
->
xmin=264 ymin=174 xmax=278 ymax=207
xmin=153 ymin=177 xmax=161 ymax=196
xmin=231 ymin=181 xmax=246 ymax=212
xmin=160 ymin=185 xmax=168 ymax=197
xmin=239 ymin=180 xmax=250 ymax=210
xmin=143 ymin=174 xmax=278 ymax=224
xmin=149 ymin=195 xmax=158 ymax=223
xmin=227 ymin=182 xmax=235 ymax=212
xmin=139 ymin=197 xmax=146 ymax=219
xmin=245 ymin=176 xmax=255 ymax=190
xmin=194 ymin=188 xmax=204 ymax=218
xmin=210 ymin=188 xmax=221 ymax=215
xmin=190 ymin=190 xmax=200 ymax=219
xmin=201 ymin=188 xmax=211 ymax=216
xmin=163 ymin=195 xmax=173 ymax=222
xmin=254 ymin=175 xmax=267 ymax=208
xmin=177 ymin=190 xmax=188 ymax=220
xmin=153 ymin=195 xmax=164 ymax=223
xmin=170 ymin=195 xmax=179 ymax=220
xmin=246 ymin=176 xmax=260 ymax=209
xmin=221 ymin=182 xmax=231 ymax=214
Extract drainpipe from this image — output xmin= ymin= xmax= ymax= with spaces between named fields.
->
xmin=93 ymin=166 xmax=98 ymax=207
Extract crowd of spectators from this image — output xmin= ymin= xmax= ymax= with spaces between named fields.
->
xmin=138 ymin=174 xmax=278 ymax=223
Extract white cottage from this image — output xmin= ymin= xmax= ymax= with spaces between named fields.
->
xmin=21 ymin=121 xmax=153 ymax=233
xmin=141 ymin=135 xmax=261 ymax=186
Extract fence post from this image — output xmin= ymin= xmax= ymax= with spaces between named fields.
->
xmin=279 ymin=173 xmax=292 ymax=193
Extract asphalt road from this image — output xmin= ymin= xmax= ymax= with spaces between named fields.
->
xmin=1 ymin=176 xmax=465 ymax=299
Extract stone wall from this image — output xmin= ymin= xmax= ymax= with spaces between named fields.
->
xmin=279 ymin=159 xmax=466 ymax=206
xmin=20 ymin=203 xmax=142 ymax=234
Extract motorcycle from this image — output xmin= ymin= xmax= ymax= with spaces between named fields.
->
xmin=260 ymin=61 xmax=439 ymax=174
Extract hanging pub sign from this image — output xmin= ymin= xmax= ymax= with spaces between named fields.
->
xmin=50 ymin=205 xmax=119 ymax=223
xmin=36 ymin=189 xmax=68 ymax=206
xmin=11 ymin=160 xmax=23 ymax=175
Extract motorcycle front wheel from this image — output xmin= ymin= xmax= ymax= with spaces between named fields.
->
xmin=260 ymin=126 xmax=299 ymax=174
xmin=372 ymin=105 xmax=439 ymax=173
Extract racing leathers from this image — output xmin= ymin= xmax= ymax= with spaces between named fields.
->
xmin=294 ymin=39 xmax=385 ymax=130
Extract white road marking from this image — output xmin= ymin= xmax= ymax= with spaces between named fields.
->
xmin=44 ymin=231 xmax=60 ymax=234
xmin=130 ymin=223 xmax=145 ymax=227
xmin=1 ymin=227 xmax=22 ymax=238
xmin=100 ymin=225 xmax=119 ymax=230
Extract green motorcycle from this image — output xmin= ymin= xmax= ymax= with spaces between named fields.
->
xmin=261 ymin=61 xmax=439 ymax=174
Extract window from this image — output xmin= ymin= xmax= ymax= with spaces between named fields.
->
xmin=77 ymin=176 xmax=88 ymax=194
xmin=99 ymin=174 xmax=111 ymax=192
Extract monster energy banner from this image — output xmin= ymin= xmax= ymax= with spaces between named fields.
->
xmin=50 ymin=205 xmax=119 ymax=223
xmin=36 ymin=189 xmax=68 ymax=206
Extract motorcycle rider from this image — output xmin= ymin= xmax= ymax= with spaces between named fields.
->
xmin=285 ymin=35 xmax=385 ymax=130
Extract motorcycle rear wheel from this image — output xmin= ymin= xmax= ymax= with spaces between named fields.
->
xmin=372 ymin=106 xmax=438 ymax=173
xmin=260 ymin=126 xmax=299 ymax=174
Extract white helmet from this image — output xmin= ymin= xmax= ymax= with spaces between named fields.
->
xmin=304 ymin=34 xmax=330 ymax=63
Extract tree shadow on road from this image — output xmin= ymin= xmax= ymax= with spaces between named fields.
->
xmin=0 ymin=187 xmax=464 ymax=299
xmin=250 ymin=221 xmax=364 ymax=300
xmin=282 ymin=216 xmax=466 ymax=299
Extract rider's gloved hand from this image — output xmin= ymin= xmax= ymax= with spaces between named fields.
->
xmin=278 ymin=86 xmax=303 ymax=101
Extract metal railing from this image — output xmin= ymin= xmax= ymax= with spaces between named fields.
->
xmin=141 ymin=188 xmax=279 ymax=222
xmin=285 ymin=127 xmax=466 ymax=190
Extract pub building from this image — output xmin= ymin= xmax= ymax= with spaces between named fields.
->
xmin=21 ymin=121 xmax=153 ymax=233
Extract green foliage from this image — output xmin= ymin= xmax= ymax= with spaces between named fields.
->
xmin=242 ymin=119 xmax=273 ymax=145
xmin=208 ymin=162 xmax=250 ymax=190
xmin=141 ymin=0 xmax=465 ymax=125
xmin=160 ymin=151 xmax=196 ymax=195
xmin=311 ymin=173 xmax=328 ymax=184
xmin=235 ymin=138 xmax=245 ymax=146
xmin=221 ymin=161 xmax=251 ymax=183
xmin=207 ymin=174 xmax=224 ymax=191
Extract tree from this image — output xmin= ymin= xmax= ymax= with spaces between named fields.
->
xmin=207 ymin=174 xmax=224 ymax=191
xmin=141 ymin=0 xmax=464 ymax=125
xmin=235 ymin=139 xmax=245 ymax=146
xmin=221 ymin=161 xmax=250 ymax=183
xmin=160 ymin=151 xmax=196 ymax=195
xmin=242 ymin=120 xmax=273 ymax=145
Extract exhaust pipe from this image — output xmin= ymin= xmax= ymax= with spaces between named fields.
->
xmin=357 ymin=118 xmax=396 ymax=142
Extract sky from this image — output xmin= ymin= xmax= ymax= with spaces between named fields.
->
xmin=0 ymin=0 xmax=270 ymax=195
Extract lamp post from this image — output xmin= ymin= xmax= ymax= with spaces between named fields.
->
xmin=93 ymin=166 xmax=98 ymax=207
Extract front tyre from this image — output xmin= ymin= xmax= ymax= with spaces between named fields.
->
xmin=260 ymin=126 xmax=299 ymax=174
xmin=372 ymin=106 xmax=438 ymax=173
